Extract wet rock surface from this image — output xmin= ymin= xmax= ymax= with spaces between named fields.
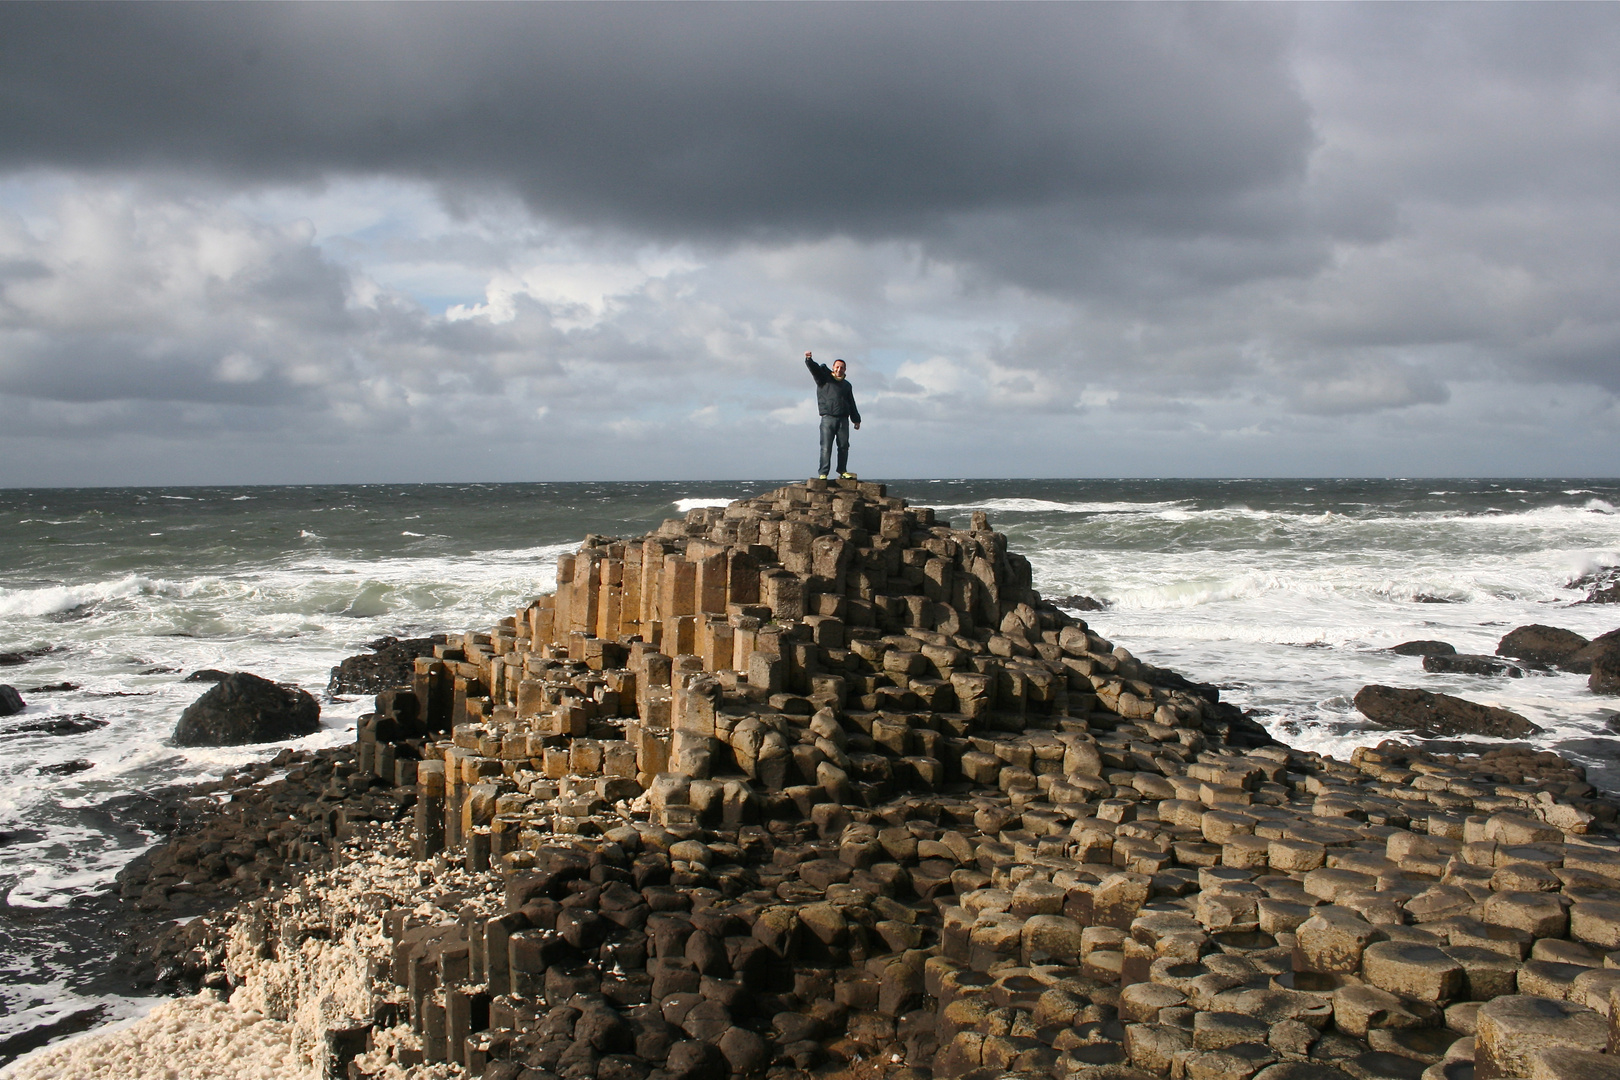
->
xmin=1352 ymin=686 xmax=1541 ymax=740
xmin=0 ymin=645 xmax=63 ymax=667
xmin=1420 ymin=655 xmax=1522 ymax=678
xmin=172 ymin=671 xmax=321 ymax=746
xmin=1570 ymin=567 xmax=1620 ymax=605
xmin=329 ymin=636 xmax=447 ymax=695
xmin=0 ymin=713 xmax=106 ymax=737
xmin=0 ymin=684 xmax=24 ymax=716
xmin=1495 ymin=625 xmax=1590 ymax=669
xmin=76 ymin=482 xmax=1620 ymax=1080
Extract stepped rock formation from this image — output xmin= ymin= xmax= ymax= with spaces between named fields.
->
xmin=122 ymin=481 xmax=1620 ymax=1080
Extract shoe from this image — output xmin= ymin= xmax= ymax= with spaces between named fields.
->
xmin=818 ymin=474 xmax=828 ymax=480
xmin=839 ymin=472 xmax=856 ymax=480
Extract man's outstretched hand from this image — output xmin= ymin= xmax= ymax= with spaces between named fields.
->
xmin=805 ymin=351 xmax=812 ymax=360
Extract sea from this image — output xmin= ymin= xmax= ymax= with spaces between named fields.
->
xmin=2 ymin=477 xmax=1619 ymax=1057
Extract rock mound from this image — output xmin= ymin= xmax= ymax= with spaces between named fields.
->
xmin=1592 ymin=651 xmax=1620 ymax=696
xmin=1390 ymin=640 xmax=1455 ymax=657
xmin=0 ymin=685 xmax=23 ymax=717
xmin=1422 ymin=653 xmax=1523 ymax=678
xmin=172 ymin=672 xmax=319 ymax=747
xmin=1496 ymin=625 xmax=1589 ymax=667
xmin=327 ymin=636 xmax=444 ymax=695
xmin=1354 ymin=684 xmax=1541 ymax=739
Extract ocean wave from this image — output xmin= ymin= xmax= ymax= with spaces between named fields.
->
xmin=0 ymin=575 xmax=172 ymax=618
xmin=931 ymin=498 xmax=1186 ymax=515
xmin=674 ymin=498 xmax=734 ymax=512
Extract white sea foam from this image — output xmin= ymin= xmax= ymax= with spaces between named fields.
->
xmin=931 ymin=498 xmax=1186 ymax=515
xmin=0 ymin=575 xmax=171 ymax=618
xmin=674 ymin=497 xmax=734 ymax=512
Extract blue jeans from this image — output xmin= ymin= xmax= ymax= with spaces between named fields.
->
xmin=819 ymin=414 xmax=850 ymax=476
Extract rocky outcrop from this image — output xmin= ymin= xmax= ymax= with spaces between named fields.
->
xmin=1421 ymin=653 xmax=1523 ymax=678
xmin=1570 ymin=566 xmax=1620 ymax=604
xmin=1496 ymin=624 xmax=1589 ymax=668
xmin=172 ymin=672 xmax=320 ymax=747
xmin=0 ymin=685 xmax=23 ymax=717
xmin=107 ymin=745 xmax=408 ymax=996
xmin=328 ymin=636 xmax=445 ymax=695
xmin=1353 ymin=684 xmax=1540 ymax=739
xmin=90 ymin=482 xmax=1620 ymax=1080
xmin=1390 ymin=640 xmax=1455 ymax=657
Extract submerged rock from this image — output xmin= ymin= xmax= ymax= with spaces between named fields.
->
xmin=0 ymin=714 xmax=106 ymax=737
xmin=1390 ymin=640 xmax=1455 ymax=657
xmin=1496 ymin=625 xmax=1589 ymax=668
xmin=172 ymin=672 xmax=319 ymax=746
xmin=0 ymin=685 xmax=24 ymax=717
xmin=1353 ymin=684 xmax=1541 ymax=739
xmin=1422 ymin=653 xmax=1523 ymax=678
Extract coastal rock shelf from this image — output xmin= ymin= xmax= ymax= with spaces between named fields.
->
xmin=93 ymin=481 xmax=1620 ymax=1080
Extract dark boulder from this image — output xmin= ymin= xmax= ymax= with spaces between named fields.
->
xmin=183 ymin=669 xmax=230 ymax=683
xmin=1353 ymin=685 xmax=1541 ymax=740
xmin=1422 ymin=653 xmax=1523 ymax=678
xmin=173 ymin=673 xmax=320 ymax=747
xmin=327 ymin=636 xmax=443 ymax=695
xmin=0 ymin=685 xmax=24 ymax=717
xmin=1592 ymin=651 xmax=1620 ymax=696
xmin=1564 ymin=629 xmax=1620 ymax=675
xmin=1391 ymin=640 xmax=1456 ymax=657
xmin=1496 ymin=625 xmax=1589 ymax=668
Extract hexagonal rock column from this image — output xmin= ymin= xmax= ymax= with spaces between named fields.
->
xmin=1360 ymin=941 xmax=1466 ymax=1003
xmin=1475 ymin=996 xmax=1607 ymax=1080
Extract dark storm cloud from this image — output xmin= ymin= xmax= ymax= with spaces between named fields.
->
xmin=0 ymin=2 xmax=1311 ymax=238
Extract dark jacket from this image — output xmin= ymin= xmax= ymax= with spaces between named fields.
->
xmin=805 ymin=358 xmax=861 ymax=423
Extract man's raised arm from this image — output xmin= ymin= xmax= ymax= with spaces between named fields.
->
xmin=805 ymin=351 xmax=830 ymax=384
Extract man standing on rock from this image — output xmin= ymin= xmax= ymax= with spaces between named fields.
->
xmin=804 ymin=350 xmax=862 ymax=480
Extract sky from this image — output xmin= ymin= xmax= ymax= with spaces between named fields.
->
xmin=1 ymin=3 xmax=1618 ymax=486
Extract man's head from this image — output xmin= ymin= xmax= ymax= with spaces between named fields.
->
xmin=832 ymin=359 xmax=846 ymax=380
